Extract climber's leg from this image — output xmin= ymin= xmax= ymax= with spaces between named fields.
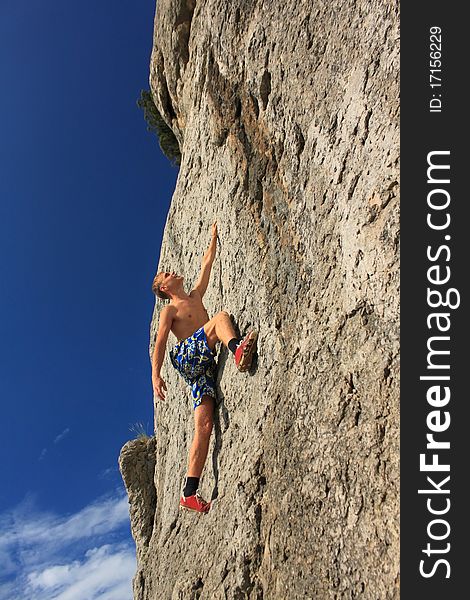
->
xmin=180 ymin=396 xmax=213 ymax=512
xmin=203 ymin=310 xmax=237 ymax=350
xmin=187 ymin=395 xmax=214 ymax=479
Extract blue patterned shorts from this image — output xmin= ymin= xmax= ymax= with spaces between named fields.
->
xmin=169 ymin=326 xmax=217 ymax=409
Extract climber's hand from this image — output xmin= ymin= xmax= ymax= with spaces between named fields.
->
xmin=153 ymin=374 xmax=167 ymax=401
xmin=211 ymin=221 xmax=218 ymax=239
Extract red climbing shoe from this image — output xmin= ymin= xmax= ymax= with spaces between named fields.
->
xmin=235 ymin=331 xmax=258 ymax=372
xmin=180 ymin=491 xmax=211 ymax=514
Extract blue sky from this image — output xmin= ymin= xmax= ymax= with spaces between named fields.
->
xmin=0 ymin=1 xmax=177 ymax=597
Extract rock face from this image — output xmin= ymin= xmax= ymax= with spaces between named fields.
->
xmin=119 ymin=0 xmax=399 ymax=598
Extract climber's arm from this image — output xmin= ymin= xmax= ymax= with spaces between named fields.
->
xmin=151 ymin=305 xmax=176 ymax=400
xmin=193 ymin=222 xmax=218 ymax=298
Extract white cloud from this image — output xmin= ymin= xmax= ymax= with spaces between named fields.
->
xmin=98 ymin=467 xmax=117 ymax=480
xmin=54 ymin=428 xmax=70 ymax=444
xmin=0 ymin=493 xmax=135 ymax=600
xmin=25 ymin=544 xmax=135 ymax=600
xmin=37 ymin=428 xmax=71 ymax=463
xmin=29 ymin=563 xmax=74 ymax=589
xmin=0 ymin=493 xmax=129 ymax=555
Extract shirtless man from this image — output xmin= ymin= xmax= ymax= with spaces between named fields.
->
xmin=151 ymin=222 xmax=257 ymax=513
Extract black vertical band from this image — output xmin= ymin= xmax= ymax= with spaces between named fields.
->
xmin=401 ymin=4 xmax=466 ymax=597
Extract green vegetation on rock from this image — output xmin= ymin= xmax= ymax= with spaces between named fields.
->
xmin=137 ymin=90 xmax=181 ymax=167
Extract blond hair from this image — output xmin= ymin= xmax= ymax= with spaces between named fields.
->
xmin=151 ymin=272 xmax=169 ymax=301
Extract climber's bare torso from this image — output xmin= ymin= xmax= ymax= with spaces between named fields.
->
xmin=167 ymin=289 xmax=210 ymax=342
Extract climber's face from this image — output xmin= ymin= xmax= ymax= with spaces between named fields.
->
xmin=160 ymin=271 xmax=184 ymax=293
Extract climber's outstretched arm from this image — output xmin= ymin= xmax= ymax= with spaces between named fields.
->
xmin=193 ymin=222 xmax=217 ymax=298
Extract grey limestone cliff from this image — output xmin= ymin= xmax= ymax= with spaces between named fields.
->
xmin=119 ymin=0 xmax=400 ymax=598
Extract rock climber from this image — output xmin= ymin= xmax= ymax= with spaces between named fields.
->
xmin=151 ymin=222 xmax=257 ymax=513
